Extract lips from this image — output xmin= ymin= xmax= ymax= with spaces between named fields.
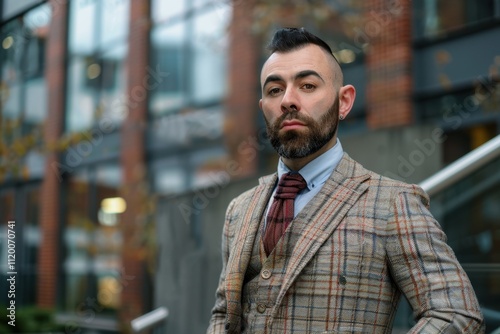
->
xmin=281 ymin=120 xmax=306 ymax=130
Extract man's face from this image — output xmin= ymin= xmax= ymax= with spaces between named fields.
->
xmin=259 ymin=44 xmax=340 ymax=159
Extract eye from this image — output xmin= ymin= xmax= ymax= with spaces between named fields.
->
xmin=268 ymin=87 xmax=282 ymax=96
xmin=302 ymin=83 xmax=315 ymax=90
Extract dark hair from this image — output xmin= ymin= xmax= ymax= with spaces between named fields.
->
xmin=267 ymin=27 xmax=339 ymax=64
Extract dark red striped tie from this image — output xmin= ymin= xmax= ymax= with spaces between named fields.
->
xmin=263 ymin=172 xmax=307 ymax=256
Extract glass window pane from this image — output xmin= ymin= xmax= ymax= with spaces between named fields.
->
xmin=150 ymin=23 xmax=187 ymax=116
xmin=151 ymin=158 xmax=187 ymax=195
xmin=416 ymin=0 xmax=496 ymax=38
xmin=66 ymin=0 xmax=128 ymax=132
xmin=22 ymin=4 xmax=50 ymax=79
xmin=151 ymin=0 xmax=187 ymax=23
xmin=24 ymin=187 xmax=41 ymax=304
xmin=63 ymin=165 xmax=123 ymax=313
xmin=1 ymin=82 xmax=21 ymax=122
xmin=417 ymin=87 xmax=500 ymax=123
xmin=66 ymin=57 xmax=96 ymax=132
xmin=1 ymin=3 xmax=49 ymax=167
xmin=96 ymin=164 xmax=122 ymax=189
xmin=68 ymin=0 xmax=97 ymax=54
xmin=99 ymin=0 xmax=130 ymax=48
xmin=24 ymin=78 xmax=47 ymax=130
xmin=148 ymin=106 xmax=224 ymax=151
xmin=95 ymin=165 xmax=122 ymax=312
xmin=98 ymin=44 xmax=128 ymax=125
xmin=190 ymin=7 xmax=229 ymax=103
xmin=1 ymin=20 xmax=23 ymax=74
xmin=436 ymin=0 xmax=467 ymax=33
xmin=1 ymin=19 xmax=23 ymax=144
xmin=64 ymin=170 xmax=91 ymax=311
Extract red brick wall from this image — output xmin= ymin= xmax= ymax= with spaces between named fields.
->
xmin=224 ymin=0 xmax=260 ymax=177
xmin=37 ymin=0 xmax=68 ymax=309
xmin=119 ymin=0 xmax=151 ymax=330
xmin=365 ymin=0 xmax=413 ymax=129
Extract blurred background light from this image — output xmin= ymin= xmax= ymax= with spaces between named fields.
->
xmin=101 ymin=197 xmax=127 ymax=214
xmin=87 ymin=63 xmax=101 ymax=79
xmin=2 ymin=35 xmax=13 ymax=49
xmin=335 ymin=48 xmax=356 ymax=64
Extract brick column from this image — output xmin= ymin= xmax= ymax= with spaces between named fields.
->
xmin=365 ymin=0 xmax=413 ymax=129
xmin=224 ymin=0 xmax=260 ymax=177
xmin=37 ymin=0 xmax=68 ymax=308
xmin=119 ymin=0 xmax=151 ymax=331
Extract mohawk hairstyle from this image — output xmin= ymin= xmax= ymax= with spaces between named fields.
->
xmin=267 ymin=27 xmax=339 ymax=65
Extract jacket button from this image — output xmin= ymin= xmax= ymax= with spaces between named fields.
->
xmin=257 ymin=303 xmax=267 ymax=313
xmin=261 ymin=269 xmax=272 ymax=279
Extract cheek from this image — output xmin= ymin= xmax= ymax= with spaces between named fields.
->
xmin=261 ymin=101 xmax=279 ymax=121
xmin=310 ymin=99 xmax=334 ymax=118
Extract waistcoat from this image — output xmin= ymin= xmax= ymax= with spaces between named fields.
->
xmin=240 ymin=216 xmax=294 ymax=333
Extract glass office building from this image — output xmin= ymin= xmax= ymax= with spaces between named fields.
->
xmin=1 ymin=0 xmax=499 ymax=332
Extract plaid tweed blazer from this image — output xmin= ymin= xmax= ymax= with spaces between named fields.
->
xmin=207 ymin=154 xmax=484 ymax=334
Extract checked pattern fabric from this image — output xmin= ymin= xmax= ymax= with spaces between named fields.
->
xmin=263 ymin=172 xmax=307 ymax=256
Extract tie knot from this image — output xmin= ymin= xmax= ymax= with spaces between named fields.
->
xmin=274 ymin=173 xmax=307 ymax=200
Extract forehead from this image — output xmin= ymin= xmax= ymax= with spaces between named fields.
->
xmin=260 ymin=44 xmax=334 ymax=84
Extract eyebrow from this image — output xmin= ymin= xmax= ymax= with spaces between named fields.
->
xmin=263 ymin=70 xmax=325 ymax=88
xmin=295 ymin=70 xmax=325 ymax=83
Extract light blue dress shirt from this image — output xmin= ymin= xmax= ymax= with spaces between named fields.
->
xmin=265 ymin=139 xmax=344 ymax=225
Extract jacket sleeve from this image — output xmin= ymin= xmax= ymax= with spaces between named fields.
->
xmin=386 ymin=186 xmax=485 ymax=333
xmin=207 ymin=198 xmax=237 ymax=334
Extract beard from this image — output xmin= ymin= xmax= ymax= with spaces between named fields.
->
xmin=265 ymin=96 xmax=340 ymax=159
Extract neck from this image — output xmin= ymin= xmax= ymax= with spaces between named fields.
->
xmin=282 ymin=137 xmax=337 ymax=171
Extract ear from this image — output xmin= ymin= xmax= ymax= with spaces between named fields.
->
xmin=259 ymin=99 xmax=263 ymax=110
xmin=338 ymin=84 xmax=356 ymax=119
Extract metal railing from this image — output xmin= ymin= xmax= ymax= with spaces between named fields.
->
xmin=419 ymin=134 xmax=500 ymax=333
xmin=131 ymin=307 xmax=169 ymax=333
xmin=419 ymin=134 xmax=500 ymax=196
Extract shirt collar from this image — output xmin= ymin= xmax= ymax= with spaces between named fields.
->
xmin=277 ymin=139 xmax=344 ymax=191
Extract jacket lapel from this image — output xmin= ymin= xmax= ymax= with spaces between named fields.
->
xmin=272 ymin=154 xmax=371 ymax=314
xmin=224 ymin=174 xmax=277 ymax=332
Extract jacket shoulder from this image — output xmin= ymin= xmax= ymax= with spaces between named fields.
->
xmin=341 ymin=154 xmax=429 ymax=206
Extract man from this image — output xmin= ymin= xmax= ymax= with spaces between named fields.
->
xmin=207 ymin=28 xmax=484 ymax=333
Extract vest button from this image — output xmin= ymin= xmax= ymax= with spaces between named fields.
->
xmin=261 ymin=269 xmax=272 ymax=279
xmin=257 ymin=303 xmax=267 ymax=313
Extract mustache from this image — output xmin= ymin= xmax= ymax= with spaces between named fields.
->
xmin=274 ymin=111 xmax=310 ymax=127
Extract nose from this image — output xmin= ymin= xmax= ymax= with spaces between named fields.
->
xmin=281 ymin=88 xmax=300 ymax=113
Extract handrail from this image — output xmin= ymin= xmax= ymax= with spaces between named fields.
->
xmin=131 ymin=306 xmax=169 ymax=333
xmin=419 ymin=135 xmax=500 ymax=197
xmin=55 ymin=314 xmax=118 ymax=331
